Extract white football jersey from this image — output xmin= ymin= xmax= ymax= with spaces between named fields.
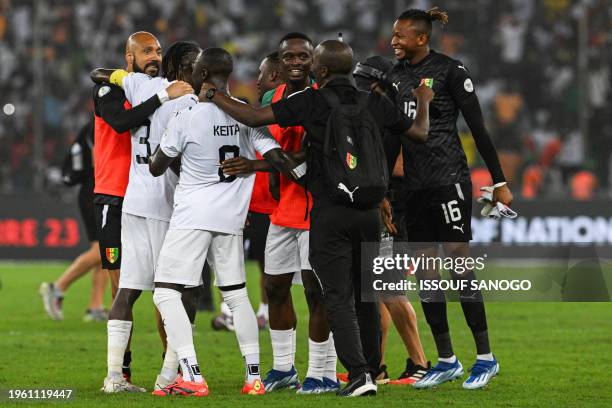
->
xmin=120 ymin=73 xmax=197 ymax=221
xmin=160 ymin=100 xmax=280 ymax=234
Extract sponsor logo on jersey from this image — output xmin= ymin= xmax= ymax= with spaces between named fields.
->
xmin=338 ymin=183 xmax=359 ymax=202
xmin=106 ymin=247 xmax=119 ymax=264
xmin=346 ymin=152 xmax=357 ymax=169
xmin=420 ymin=78 xmax=434 ymax=88
xmin=453 ymin=223 xmax=465 ymax=234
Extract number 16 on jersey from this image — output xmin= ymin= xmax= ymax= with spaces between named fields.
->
xmin=403 ymin=101 xmax=417 ymax=119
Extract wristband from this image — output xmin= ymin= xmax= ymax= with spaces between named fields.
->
xmin=157 ymin=89 xmax=169 ymax=104
xmin=290 ymin=162 xmax=307 ymax=179
xmin=493 ymin=182 xmax=507 ymax=189
xmin=110 ymin=69 xmax=129 ymax=87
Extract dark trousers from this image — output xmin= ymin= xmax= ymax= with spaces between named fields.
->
xmin=309 ymin=204 xmax=381 ymax=380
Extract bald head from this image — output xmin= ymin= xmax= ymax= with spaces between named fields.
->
xmin=192 ymin=47 xmax=234 ymax=94
xmin=125 ymin=31 xmax=162 ymax=76
xmin=315 ymin=40 xmax=353 ymax=75
xmin=311 ymin=40 xmax=354 ymax=86
xmin=126 ymin=32 xmax=158 ymax=53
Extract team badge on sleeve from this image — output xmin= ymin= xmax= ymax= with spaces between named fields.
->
xmin=98 ymin=86 xmax=111 ymax=98
xmin=464 ymin=78 xmax=474 ymax=92
xmin=346 ymin=153 xmax=357 ymax=169
xmin=106 ymin=247 xmax=119 ymax=264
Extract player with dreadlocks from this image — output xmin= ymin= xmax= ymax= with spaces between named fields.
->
xmin=385 ymin=8 xmax=513 ymax=389
xmin=91 ymin=39 xmax=202 ymax=394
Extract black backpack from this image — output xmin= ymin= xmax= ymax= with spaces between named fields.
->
xmin=317 ymin=88 xmax=389 ymax=208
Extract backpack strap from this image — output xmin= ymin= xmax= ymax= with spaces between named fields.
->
xmin=319 ymin=87 xmax=341 ymax=108
xmin=320 ymin=87 xmax=370 ymax=113
xmin=355 ymin=90 xmax=371 ymax=114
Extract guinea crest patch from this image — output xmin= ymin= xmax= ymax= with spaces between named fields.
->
xmin=464 ymin=78 xmax=474 ymax=93
xmin=346 ymin=152 xmax=357 ymax=170
xmin=106 ymin=247 xmax=119 ymax=264
xmin=98 ymin=86 xmax=111 ymax=98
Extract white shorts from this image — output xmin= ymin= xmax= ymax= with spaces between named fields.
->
xmin=156 ymin=229 xmax=245 ymax=288
xmin=265 ymin=224 xmax=311 ymax=284
xmin=120 ymin=213 xmax=169 ymax=291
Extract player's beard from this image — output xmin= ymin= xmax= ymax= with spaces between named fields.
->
xmin=134 ymin=60 xmax=161 ymax=77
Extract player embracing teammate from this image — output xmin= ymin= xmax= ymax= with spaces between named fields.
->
xmin=258 ymin=33 xmax=339 ymax=394
xmin=91 ymin=34 xmax=198 ymax=393
xmin=386 ymin=8 xmax=513 ymax=390
xmin=85 ymin=8 xmax=513 ymax=396
xmin=149 ymin=47 xmax=301 ymax=397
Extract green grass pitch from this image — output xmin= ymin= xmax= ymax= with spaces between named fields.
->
xmin=0 ymin=261 xmax=610 ymax=407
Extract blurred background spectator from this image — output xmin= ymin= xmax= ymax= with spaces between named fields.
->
xmin=0 ymin=0 xmax=609 ymax=200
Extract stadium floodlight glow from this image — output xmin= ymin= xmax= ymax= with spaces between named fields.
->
xmin=3 ymin=103 xmax=15 ymax=115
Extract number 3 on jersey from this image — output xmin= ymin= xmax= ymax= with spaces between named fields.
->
xmin=136 ymin=123 xmax=152 ymax=164
xmin=218 ymin=145 xmax=240 ymax=182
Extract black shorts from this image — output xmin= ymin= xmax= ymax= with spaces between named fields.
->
xmin=93 ymin=194 xmax=123 ymax=270
xmin=78 ymin=183 xmax=98 ymax=242
xmin=244 ymin=211 xmax=270 ymax=265
xmin=401 ymin=182 xmax=472 ymax=243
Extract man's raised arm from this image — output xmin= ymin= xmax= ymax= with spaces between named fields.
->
xmin=199 ymin=82 xmax=276 ymax=128
xmin=91 ymin=69 xmax=116 ymax=84
xmin=403 ymin=83 xmax=433 ymax=143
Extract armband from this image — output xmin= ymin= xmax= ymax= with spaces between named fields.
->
xmin=110 ymin=69 xmax=129 ymax=88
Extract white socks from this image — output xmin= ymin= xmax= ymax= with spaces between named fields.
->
xmin=291 ymin=328 xmax=297 ymax=362
xmin=160 ymin=346 xmax=179 ymax=382
xmin=270 ymin=329 xmax=294 ymax=372
xmin=220 ymin=301 xmax=232 ymax=317
xmin=107 ymin=320 xmax=132 ymax=378
xmin=256 ymin=302 xmax=268 ymax=319
xmin=153 ymin=288 xmax=202 ymax=383
xmin=245 ymin=353 xmax=260 ymax=382
xmin=306 ymin=338 xmax=328 ymax=380
xmin=179 ymin=356 xmax=203 ymax=383
xmin=477 ymin=353 xmax=494 ymax=361
xmin=324 ymin=333 xmax=337 ymax=381
xmin=270 ymin=330 xmax=337 ymax=379
xmin=222 ymin=287 xmax=260 ymax=380
xmin=439 ymin=355 xmax=457 ymax=364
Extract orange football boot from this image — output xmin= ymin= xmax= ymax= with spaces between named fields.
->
xmin=241 ymin=378 xmax=265 ymax=395
xmin=152 ymin=376 xmax=209 ymax=397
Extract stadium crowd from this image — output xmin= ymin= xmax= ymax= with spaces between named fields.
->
xmin=0 ymin=0 xmax=610 ymax=197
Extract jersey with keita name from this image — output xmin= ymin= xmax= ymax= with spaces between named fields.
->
xmin=121 ymin=73 xmax=196 ymax=221
xmin=160 ymin=100 xmax=280 ymax=235
xmin=387 ymin=50 xmax=474 ymax=190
